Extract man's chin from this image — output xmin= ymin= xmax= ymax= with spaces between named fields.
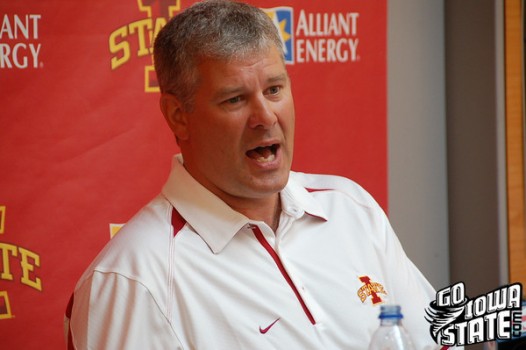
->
xmin=247 ymin=176 xmax=289 ymax=198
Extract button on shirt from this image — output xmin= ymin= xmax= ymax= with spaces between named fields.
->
xmin=69 ymin=154 xmax=437 ymax=349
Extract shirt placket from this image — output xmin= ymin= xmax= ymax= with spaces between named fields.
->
xmin=249 ymin=222 xmax=318 ymax=326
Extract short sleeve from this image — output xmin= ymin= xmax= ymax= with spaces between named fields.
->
xmin=69 ymin=271 xmax=183 ymax=350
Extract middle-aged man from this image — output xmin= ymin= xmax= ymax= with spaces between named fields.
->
xmin=67 ymin=1 xmax=439 ymax=349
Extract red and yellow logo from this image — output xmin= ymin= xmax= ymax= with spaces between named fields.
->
xmin=357 ymin=275 xmax=387 ymax=305
xmin=109 ymin=0 xmax=181 ymax=92
xmin=0 ymin=206 xmax=43 ymax=320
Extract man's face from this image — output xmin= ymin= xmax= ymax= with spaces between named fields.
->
xmin=178 ymin=46 xmax=295 ymax=205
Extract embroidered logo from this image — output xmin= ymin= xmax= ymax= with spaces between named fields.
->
xmin=259 ymin=318 xmax=281 ymax=334
xmin=357 ymin=276 xmax=387 ymax=304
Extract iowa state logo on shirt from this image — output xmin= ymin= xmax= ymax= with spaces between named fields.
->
xmin=357 ymin=275 xmax=387 ymax=305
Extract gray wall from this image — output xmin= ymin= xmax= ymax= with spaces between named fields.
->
xmin=388 ymin=0 xmax=450 ymax=289
xmin=388 ymin=0 xmax=508 ymax=298
xmin=388 ymin=2 xmax=508 ymax=349
xmin=444 ymin=0 xmax=508 ymax=295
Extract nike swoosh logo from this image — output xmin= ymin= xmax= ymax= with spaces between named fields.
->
xmin=259 ymin=318 xmax=281 ymax=334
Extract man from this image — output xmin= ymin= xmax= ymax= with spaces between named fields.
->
xmin=67 ymin=1 xmax=437 ymax=349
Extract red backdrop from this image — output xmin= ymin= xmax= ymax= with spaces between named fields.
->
xmin=0 ymin=0 xmax=386 ymax=348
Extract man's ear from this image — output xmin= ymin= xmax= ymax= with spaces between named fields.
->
xmin=160 ymin=93 xmax=189 ymax=141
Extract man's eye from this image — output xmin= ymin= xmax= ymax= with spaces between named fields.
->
xmin=267 ymin=86 xmax=281 ymax=95
xmin=226 ymin=96 xmax=242 ymax=104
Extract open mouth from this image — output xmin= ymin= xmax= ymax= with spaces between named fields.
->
xmin=246 ymin=144 xmax=279 ymax=163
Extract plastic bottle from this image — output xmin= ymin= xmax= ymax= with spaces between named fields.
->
xmin=368 ymin=305 xmax=416 ymax=350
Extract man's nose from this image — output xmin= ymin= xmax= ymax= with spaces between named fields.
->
xmin=248 ymin=96 xmax=277 ymax=129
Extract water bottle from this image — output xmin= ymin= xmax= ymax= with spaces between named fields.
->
xmin=368 ymin=304 xmax=416 ymax=350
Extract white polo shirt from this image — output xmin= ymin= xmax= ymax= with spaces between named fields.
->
xmin=68 ymin=155 xmax=438 ymax=349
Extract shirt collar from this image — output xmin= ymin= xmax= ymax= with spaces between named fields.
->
xmin=161 ymin=154 xmax=328 ymax=254
xmin=281 ymin=172 xmax=328 ymax=221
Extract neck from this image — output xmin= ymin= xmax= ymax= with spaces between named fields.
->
xmin=229 ymin=194 xmax=282 ymax=232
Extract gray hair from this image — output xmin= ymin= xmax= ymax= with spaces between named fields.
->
xmin=153 ymin=0 xmax=284 ymax=111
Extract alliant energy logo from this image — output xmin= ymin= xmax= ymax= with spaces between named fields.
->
xmin=0 ymin=14 xmax=42 ymax=69
xmin=109 ymin=1 xmax=361 ymax=93
xmin=264 ymin=7 xmax=294 ymax=64
xmin=265 ymin=7 xmax=360 ymax=64
xmin=0 ymin=206 xmax=43 ymax=320
xmin=425 ymin=282 xmax=523 ymax=347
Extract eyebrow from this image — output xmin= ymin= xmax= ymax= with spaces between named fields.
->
xmin=267 ymin=73 xmax=289 ymax=85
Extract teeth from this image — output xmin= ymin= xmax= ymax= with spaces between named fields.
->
xmin=246 ymin=144 xmax=278 ymax=162
xmin=256 ymin=153 xmax=276 ymax=163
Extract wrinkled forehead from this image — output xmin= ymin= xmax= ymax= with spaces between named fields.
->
xmin=198 ymin=45 xmax=286 ymax=76
xmin=195 ymin=39 xmax=284 ymax=64
xmin=192 ymin=44 xmax=285 ymax=78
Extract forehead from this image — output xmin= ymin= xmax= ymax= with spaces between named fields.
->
xmin=195 ymin=46 xmax=287 ymax=90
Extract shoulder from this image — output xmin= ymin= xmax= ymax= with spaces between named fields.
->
xmin=289 ymin=171 xmax=381 ymax=211
xmin=75 ymin=194 xmax=175 ymax=290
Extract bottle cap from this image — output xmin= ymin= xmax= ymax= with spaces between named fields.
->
xmin=379 ymin=304 xmax=403 ymax=319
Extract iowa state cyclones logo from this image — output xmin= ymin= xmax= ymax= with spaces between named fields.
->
xmin=0 ymin=206 xmax=43 ymax=320
xmin=357 ymin=275 xmax=387 ymax=304
xmin=109 ymin=0 xmax=181 ymax=92
xmin=426 ymin=282 xmax=524 ymax=347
